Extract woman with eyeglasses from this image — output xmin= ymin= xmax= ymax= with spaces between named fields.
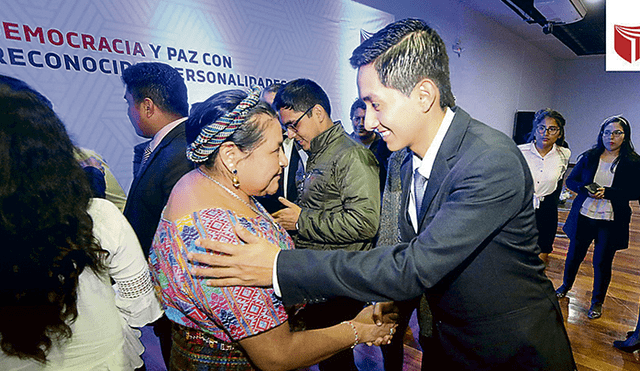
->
xmin=518 ymin=109 xmax=571 ymax=264
xmin=555 ymin=116 xmax=640 ymax=320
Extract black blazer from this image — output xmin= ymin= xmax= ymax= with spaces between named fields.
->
xmin=123 ymin=122 xmax=192 ymax=257
xmin=563 ymin=151 xmax=640 ymax=250
xmin=276 ymin=107 xmax=574 ymax=370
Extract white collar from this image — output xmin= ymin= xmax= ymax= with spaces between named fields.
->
xmin=412 ymin=107 xmax=455 ymax=178
xmin=148 ymin=117 xmax=188 ymax=152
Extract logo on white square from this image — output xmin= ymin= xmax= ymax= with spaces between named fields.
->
xmin=607 ymin=0 xmax=640 ymax=71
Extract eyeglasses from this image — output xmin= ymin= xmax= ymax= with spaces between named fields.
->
xmin=536 ymin=125 xmax=560 ymax=135
xmin=284 ymin=106 xmax=313 ymax=132
xmin=603 ymin=130 xmax=624 ymax=138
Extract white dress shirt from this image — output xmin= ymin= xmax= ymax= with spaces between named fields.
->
xmin=518 ymin=142 xmax=571 ymax=209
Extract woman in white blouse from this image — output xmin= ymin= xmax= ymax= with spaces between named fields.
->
xmin=0 ymin=75 xmax=162 ymax=370
xmin=555 ymin=116 xmax=640 ymax=320
xmin=518 ymin=109 xmax=571 ymax=264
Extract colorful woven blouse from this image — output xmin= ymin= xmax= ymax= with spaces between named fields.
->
xmin=149 ymin=207 xmax=293 ymax=342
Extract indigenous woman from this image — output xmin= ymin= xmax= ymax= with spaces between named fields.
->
xmin=149 ymin=87 xmax=395 ymax=371
xmin=555 ymin=116 xmax=640 ymax=319
xmin=518 ymin=108 xmax=570 ymax=263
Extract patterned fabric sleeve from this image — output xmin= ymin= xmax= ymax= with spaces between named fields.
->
xmin=150 ymin=208 xmax=292 ymax=342
xmin=90 ymin=198 xmax=163 ymax=328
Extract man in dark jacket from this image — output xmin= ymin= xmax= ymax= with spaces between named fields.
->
xmin=122 ymin=62 xmax=192 ymax=258
xmin=271 ymin=79 xmax=380 ymax=371
xmin=121 ymin=62 xmax=192 ymax=368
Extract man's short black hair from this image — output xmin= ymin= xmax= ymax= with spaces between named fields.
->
xmin=263 ymin=82 xmax=283 ymax=96
xmin=350 ymin=18 xmax=455 ymax=109
xmin=121 ymin=62 xmax=189 ymax=117
xmin=350 ymin=98 xmax=366 ymax=119
xmin=272 ymin=78 xmax=331 ymax=117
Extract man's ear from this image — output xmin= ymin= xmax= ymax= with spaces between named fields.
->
xmin=311 ymin=104 xmax=330 ymax=126
xmin=415 ymin=79 xmax=439 ymax=113
xmin=310 ymin=104 xmax=322 ymax=119
xmin=141 ymin=97 xmax=155 ymax=118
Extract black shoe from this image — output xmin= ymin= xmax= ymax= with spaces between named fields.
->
xmin=555 ymin=285 xmax=569 ymax=298
xmin=587 ymin=303 xmax=602 ymax=319
xmin=613 ymin=336 xmax=640 ymax=353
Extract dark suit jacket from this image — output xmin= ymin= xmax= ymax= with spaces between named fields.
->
xmin=123 ymin=122 xmax=192 ymax=257
xmin=563 ymin=152 xmax=640 ymax=250
xmin=277 ymin=107 xmax=574 ymax=370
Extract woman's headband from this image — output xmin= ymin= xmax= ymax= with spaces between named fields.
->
xmin=186 ymin=85 xmax=262 ymax=163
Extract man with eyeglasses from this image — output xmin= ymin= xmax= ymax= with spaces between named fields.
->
xmin=270 ymin=78 xmax=381 ymax=371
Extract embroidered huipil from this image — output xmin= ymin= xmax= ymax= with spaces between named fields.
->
xmin=149 ymin=206 xmax=292 ymax=342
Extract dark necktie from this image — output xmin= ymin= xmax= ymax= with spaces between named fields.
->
xmin=413 ymin=168 xmax=428 ymax=217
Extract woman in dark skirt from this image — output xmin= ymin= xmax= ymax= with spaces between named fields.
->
xmin=518 ymin=108 xmax=570 ymax=264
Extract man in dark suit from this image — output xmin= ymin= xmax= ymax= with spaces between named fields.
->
xmin=121 ymin=62 xmax=192 ymax=367
xmin=189 ymin=19 xmax=575 ymax=370
xmin=122 ymin=62 xmax=192 ymax=258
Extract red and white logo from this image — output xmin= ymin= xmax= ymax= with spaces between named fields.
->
xmin=606 ymin=0 xmax=640 ymax=71
xmin=614 ymin=25 xmax=640 ymax=63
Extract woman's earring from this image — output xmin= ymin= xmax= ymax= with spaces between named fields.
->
xmin=232 ymin=169 xmax=240 ymax=188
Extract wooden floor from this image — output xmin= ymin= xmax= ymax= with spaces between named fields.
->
xmin=301 ymin=198 xmax=640 ymax=370
xmin=545 ymin=201 xmax=640 ymax=370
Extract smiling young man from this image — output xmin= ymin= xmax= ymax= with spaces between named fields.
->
xmin=189 ymin=19 xmax=575 ymax=370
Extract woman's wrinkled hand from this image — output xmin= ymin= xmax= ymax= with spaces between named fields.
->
xmin=352 ymin=304 xmax=398 ymax=346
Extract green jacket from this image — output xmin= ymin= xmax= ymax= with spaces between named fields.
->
xmin=295 ymin=122 xmax=380 ymax=251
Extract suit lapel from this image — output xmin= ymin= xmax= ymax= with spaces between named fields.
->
xmin=132 ymin=141 xmax=150 ymax=178
xmin=399 ymin=149 xmax=415 ymax=237
xmin=415 ymin=107 xmax=471 ymax=230
xmin=417 ymin=156 xmax=446 ymax=224
xmin=130 ymin=122 xmax=185 ymax=194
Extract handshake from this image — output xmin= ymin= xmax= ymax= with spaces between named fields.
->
xmin=348 ymin=302 xmax=400 ymax=347
xmin=187 ymin=230 xmax=401 ymax=347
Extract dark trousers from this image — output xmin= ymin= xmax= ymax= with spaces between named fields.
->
xmin=562 ymin=214 xmax=617 ymax=304
xmin=152 ymin=314 xmax=173 ymax=368
xmin=418 ymin=334 xmax=444 ymax=371
xmin=297 ymin=297 xmax=364 ymax=371
xmin=535 ymin=197 xmax=558 ymax=254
